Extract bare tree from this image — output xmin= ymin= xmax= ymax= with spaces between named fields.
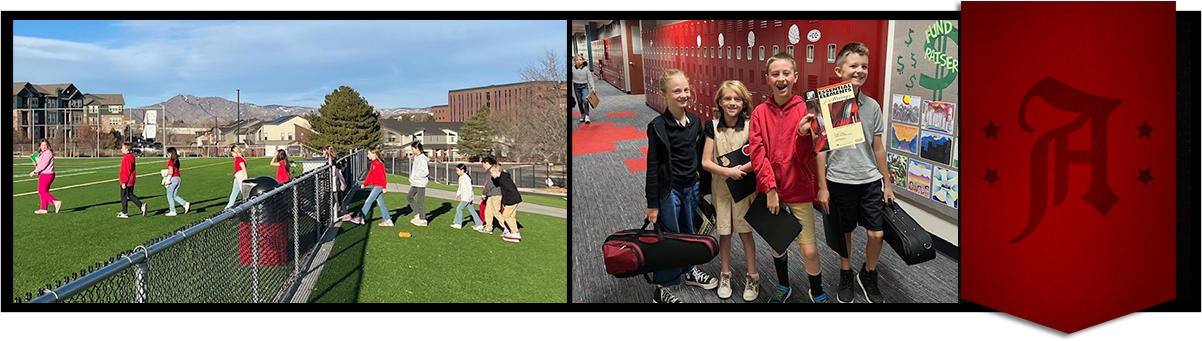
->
xmin=489 ymin=48 xmax=567 ymax=163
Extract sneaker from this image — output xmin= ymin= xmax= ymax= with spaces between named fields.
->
xmin=450 ymin=224 xmax=462 ymax=229
xmin=683 ymin=268 xmax=718 ymax=290
xmin=838 ymin=268 xmax=855 ymax=303
xmin=857 ymin=263 xmax=883 ymax=303
xmin=743 ymin=274 xmax=760 ymax=302
xmin=809 ymin=289 xmax=831 ymax=303
xmin=410 ymin=216 xmax=420 ymax=224
xmin=34 ymin=209 xmax=48 ymax=214
xmin=53 ymin=200 xmax=62 ymax=213
xmin=477 ymin=227 xmax=494 ymax=234
xmin=584 ymin=116 xmax=591 ymax=124
xmin=502 ymin=232 xmax=521 ymax=243
xmin=768 ymin=284 xmax=792 ymax=303
xmin=140 ymin=204 xmax=147 ymax=216
xmin=579 ymin=116 xmax=587 ymax=124
xmin=117 ymin=212 xmax=129 ymax=219
xmin=341 ymin=214 xmax=355 ymax=222
xmin=413 ymin=219 xmax=428 ymax=227
xmin=165 ymin=212 xmax=177 ymax=217
xmin=652 ymin=285 xmax=681 ymax=303
xmin=716 ymin=272 xmax=733 ymax=299
xmin=355 ymin=217 xmax=366 ymax=225
xmin=183 ymin=202 xmax=190 ymax=214
xmin=379 ymin=219 xmax=394 ymax=227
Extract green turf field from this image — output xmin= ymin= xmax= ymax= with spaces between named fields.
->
xmin=10 ymin=156 xmax=284 ymax=298
xmin=306 ymin=191 xmax=567 ymax=303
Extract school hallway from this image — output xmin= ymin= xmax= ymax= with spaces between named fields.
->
xmin=571 ymin=80 xmax=959 ymax=303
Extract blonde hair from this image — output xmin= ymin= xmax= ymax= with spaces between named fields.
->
xmin=713 ymin=80 xmax=753 ymax=119
xmin=658 ymin=69 xmax=689 ymax=93
xmin=765 ymin=53 xmax=796 ymax=74
xmin=835 ymin=42 xmax=870 ymax=68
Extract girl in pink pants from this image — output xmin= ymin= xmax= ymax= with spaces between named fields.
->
xmin=29 ymin=139 xmax=61 ymax=214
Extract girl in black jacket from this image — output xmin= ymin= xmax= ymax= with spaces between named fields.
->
xmin=485 ymin=156 xmax=523 ymax=243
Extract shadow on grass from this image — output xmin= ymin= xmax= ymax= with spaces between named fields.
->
xmin=307 ymin=189 xmax=373 ymax=303
xmin=66 ymin=194 xmax=165 ymax=212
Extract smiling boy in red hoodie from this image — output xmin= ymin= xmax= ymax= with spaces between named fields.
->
xmin=748 ymin=53 xmax=827 ymax=303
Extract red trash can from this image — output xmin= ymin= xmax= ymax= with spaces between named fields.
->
xmin=237 ymin=176 xmax=290 ymax=266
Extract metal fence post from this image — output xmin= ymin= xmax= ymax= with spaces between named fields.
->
xmin=293 ymin=186 xmax=300 ymax=276
xmin=251 ymin=204 xmax=260 ymax=303
xmin=133 ymin=258 xmax=148 ymax=303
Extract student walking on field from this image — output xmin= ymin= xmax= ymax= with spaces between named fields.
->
xmin=407 ymin=141 xmax=430 ymax=227
xmin=29 ymin=139 xmax=62 ymax=214
xmin=223 ymin=145 xmax=249 ymax=211
xmin=451 ymin=163 xmax=484 ymax=229
xmin=476 ymin=157 xmax=504 ymax=234
xmin=485 ymin=157 xmax=523 ymax=243
xmin=163 ymin=147 xmax=191 ymax=216
xmin=341 ymin=149 xmax=393 ymax=226
xmin=118 ymin=142 xmax=147 ymax=218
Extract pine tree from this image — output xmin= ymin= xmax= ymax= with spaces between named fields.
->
xmin=305 ymin=86 xmax=381 ymax=153
xmin=458 ymin=105 xmax=493 ymax=159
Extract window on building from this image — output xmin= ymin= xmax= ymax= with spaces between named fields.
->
xmin=287 ymin=133 xmax=293 ymax=140
xmin=27 ymin=97 xmax=38 ymax=108
xmin=281 ymin=133 xmax=286 ymax=140
xmin=109 ymin=106 xmax=122 ymax=114
xmin=109 ymin=118 xmax=122 ymax=126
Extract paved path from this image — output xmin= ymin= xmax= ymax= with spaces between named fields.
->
xmin=385 ymin=182 xmax=566 ymax=219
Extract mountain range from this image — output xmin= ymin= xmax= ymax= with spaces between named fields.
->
xmin=135 ymin=95 xmax=430 ymax=126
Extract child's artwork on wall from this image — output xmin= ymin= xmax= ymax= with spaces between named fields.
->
xmin=907 ymin=159 xmax=933 ymax=198
xmin=952 ymin=140 xmax=958 ymax=168
xmin=887 ymin=152 xmax=908 ymax=188
xmin=922 ymin=100 xmax=956 ymax=134
xmin=932 ymin=166 xmax=959 ymax=209
xmin=920 ymin=131 xmax=954 ymax=165
xmin=891 ymin=94 xmax=921 ymax=126
xmin=890 ymin=123 xmax=920 ymax=154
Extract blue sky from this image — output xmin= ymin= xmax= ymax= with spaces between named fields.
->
xmin=12 ymin=20 xmax=565 ymax=109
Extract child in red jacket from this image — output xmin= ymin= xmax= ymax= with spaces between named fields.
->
xmin=748 ymin=53 xmax=827 ymax=303
xmin=342 ymin=149 xmax=392 ymax=226
xmin=118 ymin=142 xmax=147 ymax=218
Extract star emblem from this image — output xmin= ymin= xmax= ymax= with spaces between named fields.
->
xmin=1137 ymin=168 xmax=1154 ymax=186
xmin=984 ymin=168 xmax=1000 ymax=186
xmin=983 ymin=120 xmax=1000 ymax=139
xmin=1136 ymin=120 xmax=1154 ymax=139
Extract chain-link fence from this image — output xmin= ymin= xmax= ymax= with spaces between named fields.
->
xmin=383 ymin=156 xmax=566 ymax=189
xmin=14 ymin=150 xmax=369 ymax=303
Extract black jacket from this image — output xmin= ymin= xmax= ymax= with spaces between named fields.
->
xmin=492 ymin=171 xmax=522 ymax=206
xmin=645 ymin=109 xmax=705 ymax=209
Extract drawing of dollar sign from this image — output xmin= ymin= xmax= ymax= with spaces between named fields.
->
xmin=906 ymin=75 xmax=916 ymax=90
xmin=910 ymin=53 xmax=917 ymax=68
xmin=905 ymin=29 xmax=914 ymax=47
xmin=896 ymin=55 xmax=906 ymax=75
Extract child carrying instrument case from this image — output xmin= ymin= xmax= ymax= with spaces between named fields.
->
xmin=882 ymin=201 xmax=936 ymax=265
xmin=603 ymin=219 xmax=719 ymax=282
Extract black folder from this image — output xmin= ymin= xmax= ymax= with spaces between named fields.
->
xmin=717 ymin=145 xmax=757 ymax=202
xmin=743 ymin=194 xmax=805 ymax=254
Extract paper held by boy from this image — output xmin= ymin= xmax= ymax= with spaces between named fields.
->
xmin=806 ymin=80 xmax=866 ymax=153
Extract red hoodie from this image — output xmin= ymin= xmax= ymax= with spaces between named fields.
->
xmin=363 ymin=159 xmax=387 ymax=188
xmin=119 ymin=153 xmax=137 ymax=186
xmin=748 ymin=94 xmax=817 ymax=203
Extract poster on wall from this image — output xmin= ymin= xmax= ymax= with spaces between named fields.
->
xmin=952 ymin=139 xmax=958 ymax=168
xmin=891 ymin=123 xmax=920 ymax=154
xmin=922 ymin=100 xmax=956 ymax=134
xmin=920 ymin=131 xmax=953 ymax=165
xmin=907 ymin=159 xmax=933 ymax=198
xmin=932 ymin=166 xmax=959 ymax=209
xmin=891 ymin=94 xmax=921 ymax=126
xmin=887 ymin=152 xmax=909 ymax=188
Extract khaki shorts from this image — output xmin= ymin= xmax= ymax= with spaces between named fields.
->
xmin=784 ymin=202 xmax=817 ymax=245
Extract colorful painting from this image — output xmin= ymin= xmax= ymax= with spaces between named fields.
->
xmin=891 ymin=94 xmax=921 ymax=125
xmin=952 ymin=141 xmax=958 ymax=168
xmin=932 ymin=166 xmax=959 ymax=209
xmin=922 ymin=100 xmax=956 ymax=134
xmin=887 ymin=152 xmax=908 ymax=188
xmin=890 ymin=123 xmax=919 ymax=154
xmin=920 ymin=131 xmax=953 ymax=165
xmin=907 ymin=159 xmax=932 ymax=198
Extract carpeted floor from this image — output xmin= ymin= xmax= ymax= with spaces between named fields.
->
xmin=571 ymin=81 xmax=959 ymax=303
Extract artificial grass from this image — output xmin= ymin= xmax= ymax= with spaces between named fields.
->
xmin=9 ymin=157 xmax=289 ymax=299
xmin=306 ymin=191 xmax=567 ymax=303
xmin=384 ymin=173 xmax=567 ymax=210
